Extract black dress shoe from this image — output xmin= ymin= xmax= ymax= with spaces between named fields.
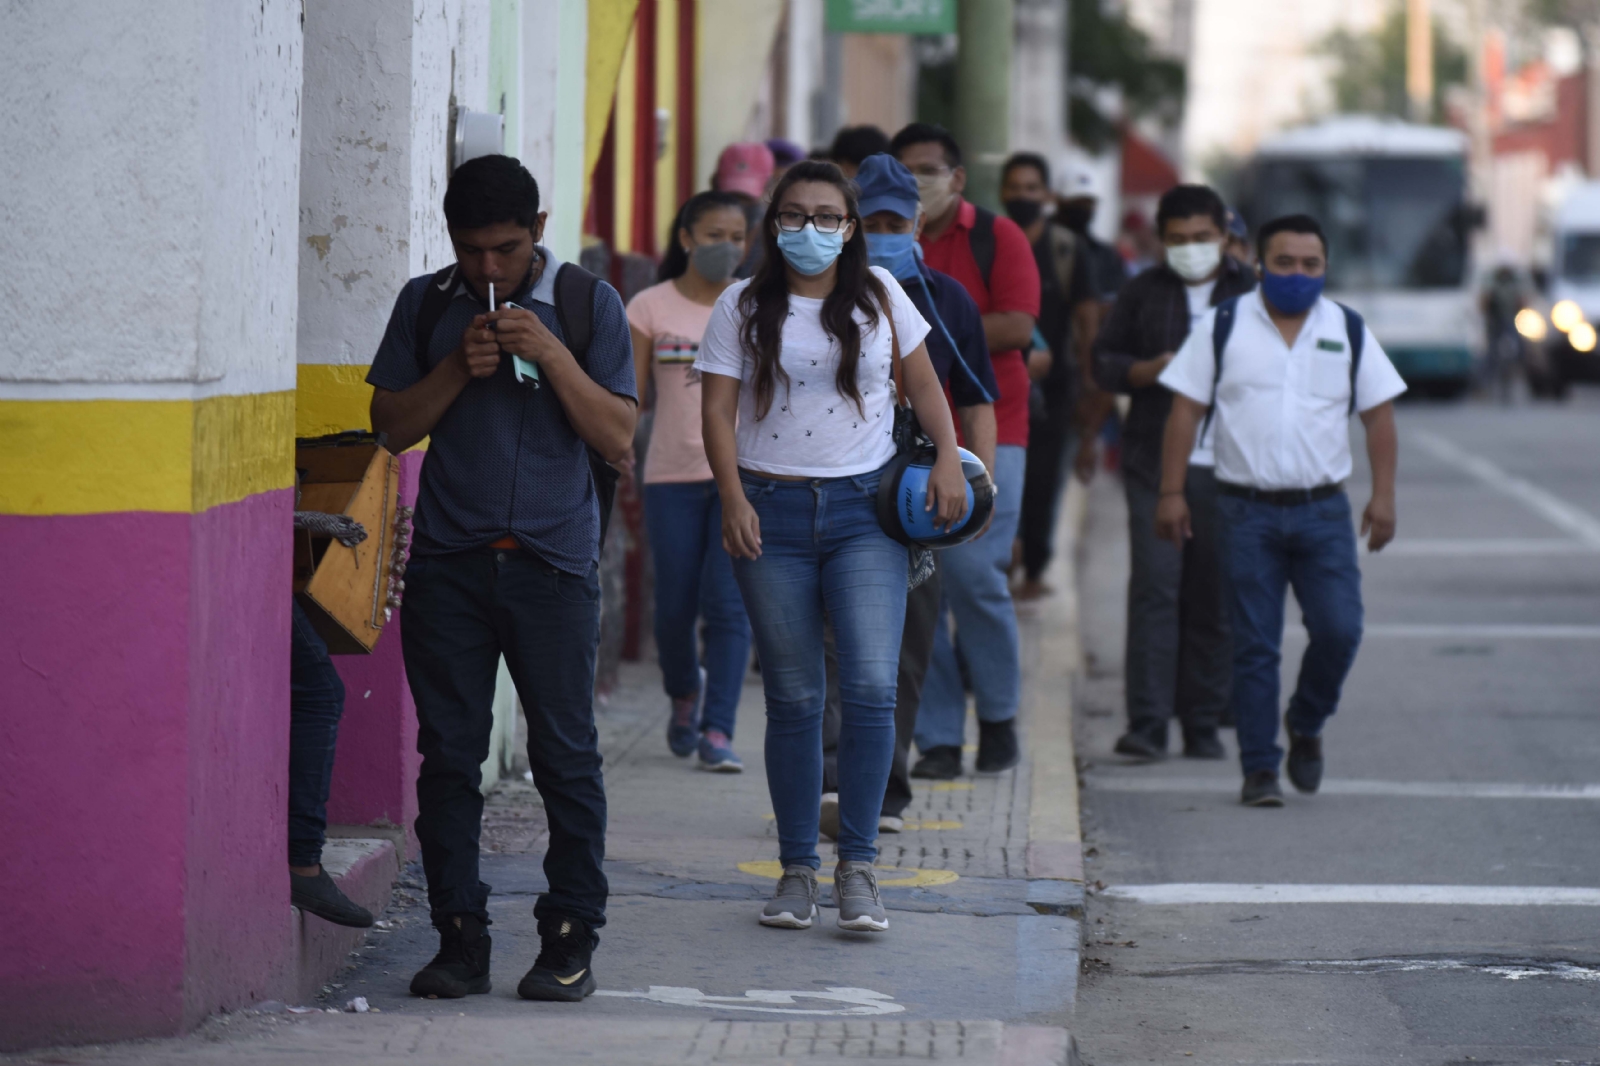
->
xmin=1182 ymin=731 xmax=1227 ymax=760
xmin=1240 ymin=771 xmax=1285 ymax=807
xmin=975 ymin=718 xmax=1021 ymax=773
xmin=910 ymin=745 xmax=962 ymax=780
xmin=1285 ymin=717 xmax=1324 ymax=793
xmin=410 ymin=914 xmax=492 ymax=998
xmin=1113 ymin=730 xmax=1166 ymax=760
xmin=291 ymin=868 xmax=375 ymax=928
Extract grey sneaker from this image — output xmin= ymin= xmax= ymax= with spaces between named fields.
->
xmin=759 ymin=865 xmax=819 ymax=929
xmin=833 ymin=861 xmax=889 ymax=932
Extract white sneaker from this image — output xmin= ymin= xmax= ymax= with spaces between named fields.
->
xmin=818 ymin=793 xmax=840 ymax=842
xmin=878 ymin=815 xmax=904 ymax=833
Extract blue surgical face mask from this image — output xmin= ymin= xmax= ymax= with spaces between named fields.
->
xmin=776 ymin=223 xmax=846 ymax=276
xmin=865 ymin=230 xmax=919 ymax=279
xmin=1259 ymin=269 xmax=1325 ymax=315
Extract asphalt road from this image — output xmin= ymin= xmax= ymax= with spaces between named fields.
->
xmin=1073 ymin=394 xmax=1600 ymax=1064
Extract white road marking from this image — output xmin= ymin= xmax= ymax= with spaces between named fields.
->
xmin=1086 ymin=777 xmax=1600 ymax=800
xmin=591 ymin=985 xmax=906 ymax=1016
xmin=1148 ymin=957 xmax=1600 ymax=982
xmin=1282 ymin=623 xmax=1600 ymax=640
xmin=1102 ymin=883 xmax=1600 ymax=906
xmin=1411 ymin=430 xmax=1600 ymax=548
xmin=1376 ymin=538 xmax=1600 ymax=557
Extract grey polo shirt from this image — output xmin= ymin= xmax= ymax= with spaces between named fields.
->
xmin=366 ymin=247 xmax=636 ymax=574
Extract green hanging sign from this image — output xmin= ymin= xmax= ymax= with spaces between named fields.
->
xmin=825 ymin=0 xmax=957 ymax=35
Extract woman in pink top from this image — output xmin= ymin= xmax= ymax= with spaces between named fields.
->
xmin=628 ymin=192 xmax=753 ymax=772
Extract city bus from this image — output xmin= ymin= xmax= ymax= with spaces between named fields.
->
xmin=1237 ymin=116 xmax=1481 ymax=396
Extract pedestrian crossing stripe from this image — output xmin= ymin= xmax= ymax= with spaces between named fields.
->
xmin=737 ymin=861 xmax=959 ymax=888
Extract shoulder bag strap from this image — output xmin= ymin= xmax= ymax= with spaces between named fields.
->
xmin=413 ymin=264 xmax=460 ymax=377
xmin=1338 ymin=302 xmax=1366 ymax=416
xmin=1199 ymin=295 xmax=1241 ymax=443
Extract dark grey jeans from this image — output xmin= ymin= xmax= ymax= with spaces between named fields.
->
xmin=822 ymin=566 xmax=942 ymax=818
xmin=1123 ymin=464 xmax=1231 ymax=740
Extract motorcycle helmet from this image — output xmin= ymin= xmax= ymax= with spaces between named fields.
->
xmin=876 ymin=446 xmax=996 ymax=548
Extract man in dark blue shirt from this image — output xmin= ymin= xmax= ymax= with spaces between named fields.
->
xmin=816 ymin=153 xmax=998 ymax=840
xmin=367 ymin=155 xmax=636 ymax=1004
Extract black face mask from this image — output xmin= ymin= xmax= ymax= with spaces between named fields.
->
xmin=1059 ymin=204 xmax=1093 ymax=234
xmin=1003 ymin=198 xmax=1044 ymax=228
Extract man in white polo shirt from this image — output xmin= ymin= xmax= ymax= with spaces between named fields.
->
xmin=1154 ymin=214 xmax=1404 ymax=807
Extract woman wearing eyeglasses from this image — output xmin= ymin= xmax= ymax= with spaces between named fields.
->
xmin=696 ymin=160 xmax=968 ymax=933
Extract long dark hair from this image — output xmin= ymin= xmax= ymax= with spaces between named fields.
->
xmin=737 ymin=160 xmax=889 ymax=420
xmin=656 ymin=190 xmax=748 ymax=283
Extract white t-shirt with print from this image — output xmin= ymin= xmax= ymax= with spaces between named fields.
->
xmin=695 ymin=266 xmax=933 ymax=478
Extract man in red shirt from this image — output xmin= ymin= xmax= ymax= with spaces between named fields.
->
xmin=891 ymin=123 xmax=1041 ymax=778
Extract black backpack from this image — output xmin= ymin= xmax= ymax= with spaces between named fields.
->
xmin=967 ymin=205 xmax=998 ymax=288
xmin=412 ymin=262 xmax=621 ymax=547
xmin=1200 ymin=295 xmax=1366 ymax=443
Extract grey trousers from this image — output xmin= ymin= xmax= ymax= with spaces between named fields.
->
xmin=823 ymin=567 xmax=942 ymax=818
xmin=1123 ymin=464 xmax=1231 ymax=739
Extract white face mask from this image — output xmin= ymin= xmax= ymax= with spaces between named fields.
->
xmin=1166 ymin=240 xmax=1222 ymax=282
xmin=917 ymin=173 xmax=957 ymax=220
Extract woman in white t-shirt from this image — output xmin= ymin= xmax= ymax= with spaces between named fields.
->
xmin=696 ymin=161 xmax=968 ymax=933
xmin=628 ymin=191 xmax=752 ymax=773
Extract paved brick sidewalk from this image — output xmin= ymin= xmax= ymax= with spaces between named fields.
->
xmin=7 ymin=490 xmax=1088 ymax=1066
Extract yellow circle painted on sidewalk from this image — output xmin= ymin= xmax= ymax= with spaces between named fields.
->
xmin=738 ymin=860 xmax=959 ymax=888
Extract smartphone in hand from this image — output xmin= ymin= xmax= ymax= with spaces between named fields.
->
xmin=499 ymin=299 xmax=542 ymax=388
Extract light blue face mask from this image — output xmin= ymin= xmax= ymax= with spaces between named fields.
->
xmin=865 ymin=230 xmax=920 ymax=279
xmin=776 ymin=223 xmax=846 ymax=276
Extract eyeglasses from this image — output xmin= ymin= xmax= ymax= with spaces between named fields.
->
xmin=907 ymin=164 xmax=952 ymax=179
xmin=776 ymin=211 xmax=849 ymax=234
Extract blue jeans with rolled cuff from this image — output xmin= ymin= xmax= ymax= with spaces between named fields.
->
xmin=643 ymin=480 xmax=751 ymax=738
xmin=732 ymin=468 xmax=908 ymax=868
xmin=1218 ymin=490 xmax=1364 ymax=777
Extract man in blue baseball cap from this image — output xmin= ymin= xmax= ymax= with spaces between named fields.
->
xmin=817 ymin=154 xmax=1001 ymax=839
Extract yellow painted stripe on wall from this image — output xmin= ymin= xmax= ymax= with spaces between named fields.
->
xmin=0 ymin=392 xmax=294 ymax=516
xmin=584 ymin=0 xmax=642 ymax=217
xmin=296 ymin=363 xmax=374 ymax=438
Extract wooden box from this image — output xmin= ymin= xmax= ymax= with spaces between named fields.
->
xmin=293 ymin=435 xmax=401 ymax=654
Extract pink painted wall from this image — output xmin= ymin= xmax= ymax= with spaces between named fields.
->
xmin=0 ymin=489 xmax=293 ymax=1049
xmin=326 ymin=452 xmax=421 ymax=850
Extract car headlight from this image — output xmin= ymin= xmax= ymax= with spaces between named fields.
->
xmin=1551 ymin=299 xmax=1584 ymax=333
xmin=1571 ymin=321 xmax=1597 ymax=353
xmin=1515 ymin=309 xmax=1548 ymax=341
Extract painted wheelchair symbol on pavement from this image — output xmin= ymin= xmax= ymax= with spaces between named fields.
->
xmin=593 ymin=985 xmax=906 ymax=1016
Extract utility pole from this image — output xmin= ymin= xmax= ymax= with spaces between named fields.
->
xmin=1406 ymin=0 xmax=1435 ymax=122
xmin=954 ymin=0 xmax=1014 ymax=209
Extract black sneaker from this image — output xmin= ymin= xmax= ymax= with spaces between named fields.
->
xmin=1285 ymin=717 xmax=1324 ymax=794
xmin=517 ymin=917 xmax=598 ymax=1002
xmin=976 ymin=718 xmax=1021 ymax=773
xmin=1182 ymin=730 xmax=1227 ymax=760
xmin=1113 ymin=729 xmax=1166 ymax=761
xmin=910 ymin=745 xmax=962 ymax=779
xmin=290 ymin=868 xmax=375 ymax=928
xmin=1240 ymin=771 xmax=1285 ymax=807
xmin=410 ymin=914 xmax=492 ymax=998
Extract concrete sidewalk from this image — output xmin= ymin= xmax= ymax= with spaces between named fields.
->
xmin=9 ymin=493 xmax=1088 ymax=1066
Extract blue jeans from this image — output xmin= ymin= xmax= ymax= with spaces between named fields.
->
xmin=1218 ymin=491 xmax=1365 ymax=776
xmin=643 ymin=480 xmax=751 ymax=737
xmin=289 ymin=599 xmax=346 ymax=868
xmin=732 ymin=469 xmax=908 ymax=867
xmin=915 ymin=444 xmax=1027 ymax=750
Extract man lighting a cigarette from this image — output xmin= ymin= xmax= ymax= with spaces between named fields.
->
xmin=367 ymin=155 xmax=637 ymax=1002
